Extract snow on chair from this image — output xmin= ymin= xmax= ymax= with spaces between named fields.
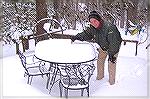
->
xmin=18 ymin=50 xmax=50 ymax=85
xmin=58 ymin=62 xmax=95 ymax=98
xmin=32 ymin=18 xmax=65 ymax=45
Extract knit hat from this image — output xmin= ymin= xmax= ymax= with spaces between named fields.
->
xmin=88 ymin=11 xmax=102 ymax=21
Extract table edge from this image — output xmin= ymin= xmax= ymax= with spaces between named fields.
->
xmin=34 ymin=55 xmax=96 ymax=64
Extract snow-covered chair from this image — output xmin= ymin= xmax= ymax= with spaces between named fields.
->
xmin=18 ymin=50 xmax=50 ymax=85
xmin=32 ymin=18 xmax=65 ymax=45
xmin=58 ymin=62 xmax=95 ymax=98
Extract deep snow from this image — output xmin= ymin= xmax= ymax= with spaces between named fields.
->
xmin=1 ymin=27 xmax=149 ymax=99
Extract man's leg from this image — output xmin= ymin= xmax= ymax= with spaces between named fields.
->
xmin=97 ymin=48 xmax=107 ymax=80
xmin=108 ymin=53 xmax=118 ymax=85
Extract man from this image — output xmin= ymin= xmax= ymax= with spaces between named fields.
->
xmin=71 ymin=11 xmax=122 ymax=85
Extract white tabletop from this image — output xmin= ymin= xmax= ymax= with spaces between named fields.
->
xmin=35 ymin=39 xmax=96 ymax=64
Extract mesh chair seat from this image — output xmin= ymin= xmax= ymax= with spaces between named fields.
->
xmin=25 ymin=66 xmax=49 ymax=76
xmin=61 ymin=77 xmax=88 ymax=89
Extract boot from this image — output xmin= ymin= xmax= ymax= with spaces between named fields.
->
xmin=108 ymin=61 xmax=116 ymax=85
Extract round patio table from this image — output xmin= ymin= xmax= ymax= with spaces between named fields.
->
xmin=34 ymin=39 xmax=96 ymax=91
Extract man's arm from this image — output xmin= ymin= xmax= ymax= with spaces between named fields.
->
xmin=71 ymin=27 xmax=94 ymax=42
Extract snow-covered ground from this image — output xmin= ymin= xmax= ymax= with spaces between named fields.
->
xmin=0 ymin=27 xmax=149 ymax=99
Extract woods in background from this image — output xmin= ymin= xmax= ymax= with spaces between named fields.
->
xmin=1 ymin=0 xmax=148 ymax=44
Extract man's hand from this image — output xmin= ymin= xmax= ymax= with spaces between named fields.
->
xmin=108 ymin=54 xmax=116 ymax=63
xmin=70 ymin=36 xmax=76 ymax=44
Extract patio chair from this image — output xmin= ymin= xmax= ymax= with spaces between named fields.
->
xmin=32 ymin=18 xmax=65 ymax=45
xmin=18 ymin=50 xmax=50 ymax=85
xmin=58 ymin=62 xmax=95 ymax=98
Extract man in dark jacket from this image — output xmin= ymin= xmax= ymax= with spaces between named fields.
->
xmin=71 ymin=11 xmax=122 ymax=85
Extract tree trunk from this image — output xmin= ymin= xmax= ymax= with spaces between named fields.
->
xmin=120 ymin=10 xmax=125 ymax=28
xmin=53 ymin=0 xmax=61 ymax=28
xmin=127 ymin=0 xmax=139 ymax=25
xmin=36 ymin=0 xmax=48 ymax=42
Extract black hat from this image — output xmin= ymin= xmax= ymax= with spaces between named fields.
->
xmin=88 ymin=11 xmax=102 ymax=21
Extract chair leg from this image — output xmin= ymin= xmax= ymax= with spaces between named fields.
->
xmin=48 ymin=69 xmax=59 ymax=93
xmin=24 ymin=73 xmax=27 ymax=77
xmin=41 ymin=74 xmax=44 ymax=78
xmin=27 ymin=75 xmax=30 ymax=84
xmin=46 ymin=73 xmax=49 ymax=77
xmin=29 ymin=76 xmax=33 ymax=85
xmin=81 ymin=89 xmax=84 ymax=96
xmin=59 ymin=81 xmax=63 ymax=97
xmin=48 ymin=63 xmax=53 ymax=71
xmin=46 ymin=73 xmax=50 ymax=89
xmin=86 ymin=87 xmax=89 ymax=97
xmin=65 ymin=88 xmax=68 ymax=98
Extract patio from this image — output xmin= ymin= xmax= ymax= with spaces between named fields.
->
xmin=1 ymin=39 xmax=148 ymax=98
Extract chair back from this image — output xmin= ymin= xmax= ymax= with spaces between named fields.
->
xmin=18 ymin=50 xmax=29 ymax=74
xmin=59 ymin=62 xmax=95 ymax=87
xmin=32 ymin=18 xmax=65 ymax=45
xmin=78 ymin=63 xmax=95 ymax=83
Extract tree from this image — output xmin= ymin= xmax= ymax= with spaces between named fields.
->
xmin=35 ymin=0 xmax=48 ymax=41
xmin=127 ymin=0 xmax=139 ymax=24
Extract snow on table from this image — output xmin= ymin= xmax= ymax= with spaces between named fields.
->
xmin=35 ymin=39 xmax=96 ymax=64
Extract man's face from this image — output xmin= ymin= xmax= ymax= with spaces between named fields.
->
xmin=89 ymin=18 xmax=100 ymax=28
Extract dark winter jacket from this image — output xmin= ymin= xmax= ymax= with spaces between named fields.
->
xmin=72 ymin=21 xmax=122 ymax=56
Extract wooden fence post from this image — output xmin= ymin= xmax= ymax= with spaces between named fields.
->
xmin=16 ymin=42 xmax=19 ymax=54
xmin=20 ymin=36 xmax=29 ymax=52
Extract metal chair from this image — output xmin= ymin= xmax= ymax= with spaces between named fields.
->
xmin=32 ymin=18 xmax=65 ymax=45
xmin=58 ymin=62 xmax=95 ymax=98
xmin=18 ymin=50 xmax=50 ymax=85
